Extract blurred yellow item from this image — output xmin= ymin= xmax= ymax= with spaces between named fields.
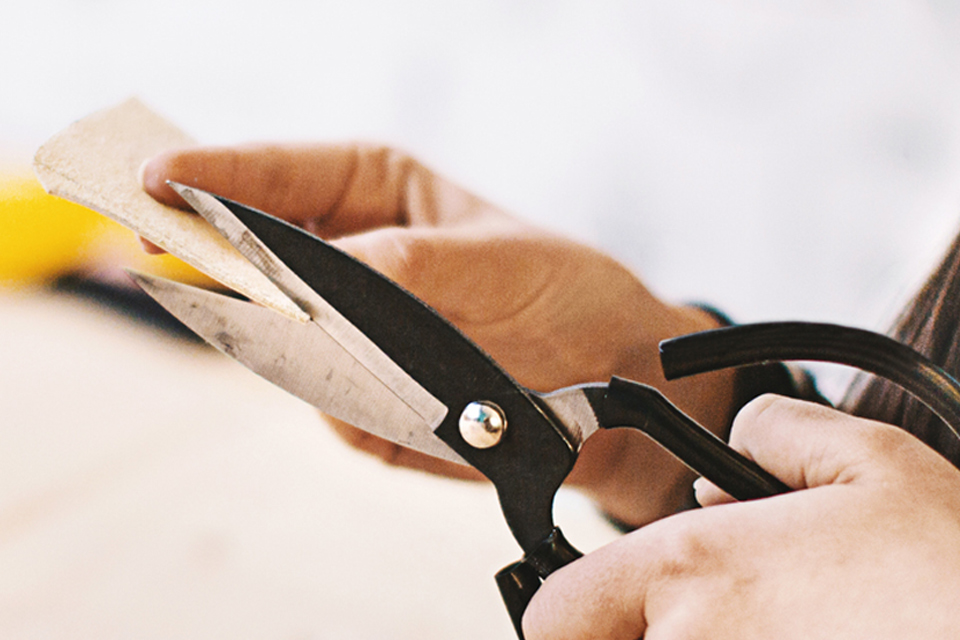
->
xmin=0 ymin=169 xmax=214 ymax=289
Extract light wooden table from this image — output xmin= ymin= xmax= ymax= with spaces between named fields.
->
xmin=0 ymin=291 xmax=618 ymax=639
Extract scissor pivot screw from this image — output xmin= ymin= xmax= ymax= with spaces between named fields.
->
xmin=459 ymin=401 xmax=507 ymax=448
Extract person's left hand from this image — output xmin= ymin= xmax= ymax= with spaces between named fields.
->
xmin=139 ymin=143 xmax=733 ymax=527
xmin=523 ymin=395 xmax=960 ymax=639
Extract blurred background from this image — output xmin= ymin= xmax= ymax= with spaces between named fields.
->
xmin=3 ymin=1 xmax=960 ymax=638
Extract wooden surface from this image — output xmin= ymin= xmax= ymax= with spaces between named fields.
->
xmin=0 ymin=291 xmax=618 ymax=639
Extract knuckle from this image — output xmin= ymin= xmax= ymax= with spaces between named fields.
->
xmin=729 ymin=394 xmax=792 ymax=445
xmin=643 ymin=518 xmax=718 ymax=582
xmin=382 ymin=144 xmax=418 ymax=172
xmin=732 ymin=394 xmax=839 ymax=446
xmin=854 ymin=420 xmax=915 ymax=460
xmin=738 ymin=394 xmax=793 ymax=427
xmin=360 ymin=144 xmax=419 ymax=181
xmin=332 ymin=145 xmax=418 ymax=218
xmin=360 ymin=145 xmax=426 ymax=222
xmin=367 ymin=230 xmax=432 ymax=293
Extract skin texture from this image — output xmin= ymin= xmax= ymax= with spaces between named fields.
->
xmin=139 ymin=142 xmax=735 ymax=527
xmin=523 ymin=395 xmax=960 ymax=640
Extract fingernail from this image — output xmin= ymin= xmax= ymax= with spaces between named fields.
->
xmin=692 ymin=477 xmax=707 ymax=493
xmin=137 ymin=158 xmax=150 ymax=188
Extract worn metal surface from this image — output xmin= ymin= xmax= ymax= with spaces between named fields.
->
xmin=130 ymin=272 xmax=462 ymax=464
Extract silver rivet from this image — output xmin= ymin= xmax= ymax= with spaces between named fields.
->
xmin=459 ymin=401 xmax=507 ymax=449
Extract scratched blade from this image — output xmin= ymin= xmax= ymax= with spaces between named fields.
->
xmin=128 ymin=271 xmax=463 ymax=465
xmin=190 ymin=189 xmax=539 ymax=438
xmin=168 ymin=182 xmax=448 ymax=437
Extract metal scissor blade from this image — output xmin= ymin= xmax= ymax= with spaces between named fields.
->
xmin=171 ymin=190 xmax=584 ymax=555
xmin=198 ymin=191 xmax=533 ymax=418
xmin=537 ymin=385 xmax=603 ymax=447
xmin=168 ymin=181 xmax=448 ymax=433
xmin=169 ymin=182 xmax=321 ymax=318
xmin=128 ymin=271 xmax=464 ymax=465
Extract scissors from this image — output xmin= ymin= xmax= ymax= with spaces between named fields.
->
xmin=130 ymin=183 xmax=960 ymax=638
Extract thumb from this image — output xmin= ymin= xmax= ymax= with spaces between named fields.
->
xmin=697 ymin=395 xmax=914 ymax=506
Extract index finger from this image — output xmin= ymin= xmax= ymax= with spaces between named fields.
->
xmin=139 ymin=143 xmax=484 ymax=237
xmin=696 ymin=394 xmax=937 ymax=508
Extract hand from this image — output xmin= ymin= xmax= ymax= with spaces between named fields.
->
xmin=140 ymin=143 xmax=734 ymax=526
xmin=524 ymin=395 xmax=960 ymax=639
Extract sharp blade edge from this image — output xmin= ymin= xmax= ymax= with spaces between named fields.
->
xmin=168 ymin=182 xmax=448 ymax=432
xmin=129 ymin=271 xmax=463 ymax=465
xmin=537 ymin=385 xmax=603 ymax=447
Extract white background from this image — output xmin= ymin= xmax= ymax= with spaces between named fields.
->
xmin=5 ymin=1 xmax=960 ymax=328
xmin=3 ymin=2 xmax=960 ymax=637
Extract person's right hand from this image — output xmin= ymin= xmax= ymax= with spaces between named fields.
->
xmin=140 ymin=143 xmax=735 ymax=527
xmin=524 ymin=396 xmax=960 ymax=639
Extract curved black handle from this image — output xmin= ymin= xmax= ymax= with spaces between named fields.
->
xmin=496 ymin=561 xmax=541 ymax=640
xmin=601 ymin=377 xmax=790 ymax=500
xmin=660 ymin=322 xmax=960 ymax=443
xmin=495 ymin=528 xmax=582 ymax=639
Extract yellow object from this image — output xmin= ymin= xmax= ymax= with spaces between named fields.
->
xmin=0 ymin=169 xmax=213 ymax=289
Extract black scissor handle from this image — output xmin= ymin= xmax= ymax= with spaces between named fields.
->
xmin=495 ymin=321 xmax=960 ymax=639
xmin=660 ymin=322 xmax=960 ymax=442
xmin=496 ymin=528 xmax=582 ymax=639
xmin=600 ymin=377 xmax=790 ymax=500
xmin=495 ymin=375 xmax=791 ymax=640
